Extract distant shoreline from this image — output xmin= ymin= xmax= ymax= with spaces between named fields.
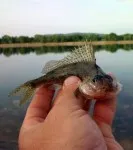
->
xmin=0 ymin=41 xmax=133 ymax=48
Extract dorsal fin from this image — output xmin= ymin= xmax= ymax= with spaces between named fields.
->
xmin=42 ymin=42 xmax=95 ymax=74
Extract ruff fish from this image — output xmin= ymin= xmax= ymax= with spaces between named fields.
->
xmin=9 ymin=43 xmax=121 ymax=105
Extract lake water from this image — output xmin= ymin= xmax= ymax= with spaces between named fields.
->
xmin=0 ymin=46 xmax=133 ymax=150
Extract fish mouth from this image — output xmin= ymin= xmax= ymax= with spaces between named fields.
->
xmin=79 ymin=74 xmax=122 ymax=100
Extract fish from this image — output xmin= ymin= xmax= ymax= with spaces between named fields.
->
xmin=9 ymin=43 xmax=121 ymax=105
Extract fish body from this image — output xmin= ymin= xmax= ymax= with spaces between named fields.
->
xmin=9 ymin=43 xmax=120 ymax=105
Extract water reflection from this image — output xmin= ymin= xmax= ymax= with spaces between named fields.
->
xmin=0 ymin=44 xmax=133 ymax=57
xmin=0 ymin=46 xmax=133 ymax=150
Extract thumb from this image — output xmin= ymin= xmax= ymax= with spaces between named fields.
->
xmin=53 ymin=76 xmax=82 ymax=107
xmin=63 ymin=76 xmax=81 ymax=97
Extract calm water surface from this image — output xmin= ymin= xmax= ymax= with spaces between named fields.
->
xmin=0 ymin=47 xmax=133 ymax=149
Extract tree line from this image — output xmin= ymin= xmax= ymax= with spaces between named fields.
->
xmin=0 ymin=33 xmax=133 ymax=44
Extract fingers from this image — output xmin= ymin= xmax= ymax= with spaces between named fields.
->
xmin=22 ymin=76 xmax=91 ymax=129
xmin=53 ymin=76 xmax=91 ymax=111
xmin=93 ymin=96 xmax=116 ymax=125
xmin=93 ymin=96 xmax=117 ymax=138
xmin=23 ymin=85 xmax=54 ymax=128
xmin=53 ymin=76 xmax=80 ymax=105
xmin=93 ymin=97 xmax=124 ymax=150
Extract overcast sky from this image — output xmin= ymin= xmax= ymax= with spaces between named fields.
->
xmin=0 ymin=0 xmax=133 ymax=36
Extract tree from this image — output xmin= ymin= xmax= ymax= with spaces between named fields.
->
xmin=1 ymin=35 xmax=13 ymax=43
xmin=34 ymin=34 xmax=44 ymax=42
xmin=123 ymin=34 xmax=133 ymax=40
xmin=17 ymin=36 xmax=31 ymax=43
xmin=108 ymin=33 xmax=118 ymax=41
xmin=0 ymin=33 xmax=133 ymax=44
xmin=102 ymin=34 xmax=109 ymax=41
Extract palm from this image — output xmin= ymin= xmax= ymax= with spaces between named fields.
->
xmin=19 ymin=77 xmax=123 ymax=150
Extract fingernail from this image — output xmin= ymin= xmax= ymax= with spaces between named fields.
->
xmin=64 ymin=76 xmax=80 ymax=87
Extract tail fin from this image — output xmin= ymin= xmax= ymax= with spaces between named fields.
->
xmin=9 ymin=83 xmax=35 ymax=106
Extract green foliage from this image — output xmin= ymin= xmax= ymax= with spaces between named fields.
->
xmin=102 ymin=33 xmax=118 ymax=41
xmin=17 ymin=36 xmax=31 ymax=43
xmin=109 ymin=33 xmax=118 ymax=41
xmin=0 ymin=33 xmax=133 ymax=44
xmin=123 ymin=34 xmax=133 ymax=40
xmin=34 ymin=34 xmax=45 ymax=42
xmin=1 ymin=35 xmax=13 ymax=43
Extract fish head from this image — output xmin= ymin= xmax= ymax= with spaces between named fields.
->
xmin=79 ymin=65 xmax=122 ymax=100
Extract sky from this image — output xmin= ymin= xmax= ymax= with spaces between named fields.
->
xmin=0 ymin=0 xmax=133 ymax=36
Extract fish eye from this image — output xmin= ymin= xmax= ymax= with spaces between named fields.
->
xmin=92 ymin=75 xmax=104 ymax=82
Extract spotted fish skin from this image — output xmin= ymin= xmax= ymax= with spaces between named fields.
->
xmin=9 ymin=43 xmax=108 ymax=105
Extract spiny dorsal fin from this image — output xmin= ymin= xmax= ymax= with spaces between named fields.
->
xmin=42 ymin=42 xmax=95 ymax=74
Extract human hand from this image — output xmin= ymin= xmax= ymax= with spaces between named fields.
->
xmin=19 ymin=76 xmax=123 ymax=150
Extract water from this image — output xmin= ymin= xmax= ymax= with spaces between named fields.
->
xmin=0 ymin=46 xmax=133 ymax=149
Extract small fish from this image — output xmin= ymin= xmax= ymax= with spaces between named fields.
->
xmin=9 ymin=43 xmax=121 ymax=105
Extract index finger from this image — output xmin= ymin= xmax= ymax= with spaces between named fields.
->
xmin=23 ymin=85 xmax=55 ymax=128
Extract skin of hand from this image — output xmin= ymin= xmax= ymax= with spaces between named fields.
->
xmin=19 ymin=76 xmax=123 ymax=150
